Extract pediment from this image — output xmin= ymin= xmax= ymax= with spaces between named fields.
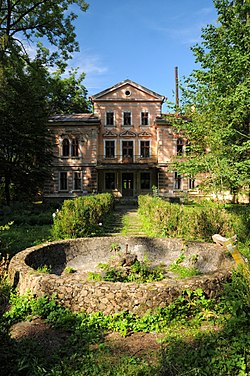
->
xmin=119 ymin=130 xmax=137 ymax=137
xmin=92 ymin=79 xmax=164 ymax=102
xmin=103 ymin=130 xmax=118 ymax=137
xmin=138 ymin=131 xmax=152 ymax=137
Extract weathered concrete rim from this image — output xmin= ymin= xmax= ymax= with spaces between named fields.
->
xmin=8 ymin=237 xmax=234 ymax=315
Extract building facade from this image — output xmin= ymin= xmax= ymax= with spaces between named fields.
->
xmin=44 ymin=80 xmax=194 ymax=200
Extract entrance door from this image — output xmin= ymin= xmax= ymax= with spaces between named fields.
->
xmin=122 ymin=173 xmax=134 ymax=197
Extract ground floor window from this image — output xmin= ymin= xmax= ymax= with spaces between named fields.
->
xmin=141 ymin=172 xmax=151 ymax=190
xmin=105 ymin=172 xmax=115 ymax=189
xmin=59 ymin=172 xmax=68 ymax=191
xmin=174 ymin=172 xmax=182 ymax=190
xmin=189 ymin=178 xmax=195 ymax=189
xmin=73 ymin=172 xmax=82 ymax=190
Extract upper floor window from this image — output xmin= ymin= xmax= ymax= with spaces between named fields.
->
xmin=105 ymin=140 xmax=115 ymax=158
xmin=62 ymin=139 xmax=70 ymax=157
xmin=141 ymin=112 xmax=149 ymax=126
xmin=61 ymin=137 xmax=79 ymax=158
xmin=71 ymin=138 xmax=79 ymax=157
xmin=177 ymin=138 xmax=184 ymax=155
xmin=123 ymin=112 xmax=131 ymax=126
xmin=189 ymin=178 xmax=195 ymax=190
xmin=106 ymin=112 xmax=114 ymax=127
xmin=140 ymin=141 xmax=150 ymax=158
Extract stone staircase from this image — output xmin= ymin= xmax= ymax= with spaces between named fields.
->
xmin=100 ymin=205 xmax=146 ymax=237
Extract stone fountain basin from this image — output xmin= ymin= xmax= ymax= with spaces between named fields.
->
xmin=8 ymin=237 xmax=233 ymax=315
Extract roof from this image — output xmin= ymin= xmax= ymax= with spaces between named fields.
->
xmin=48 ymin=113 xmax=100 ymax=124
xmin=91 ymin=79 xmax=165 ymax=102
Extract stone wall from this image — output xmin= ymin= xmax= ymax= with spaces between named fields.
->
xmin=8 ymin=237 xmax=233 ymax=316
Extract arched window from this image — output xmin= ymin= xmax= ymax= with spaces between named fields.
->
xmin=71 ymin=138 xmax=79 ymax=157
xmin=62 ymin=138 xmax=69 ymax=156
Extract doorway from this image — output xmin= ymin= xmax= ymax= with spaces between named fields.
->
xmin=122 ymin=173 xmax=134 ymax=197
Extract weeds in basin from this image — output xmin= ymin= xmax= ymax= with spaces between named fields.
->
xmin=93 ymin=259 xmax=165 ymax=283
xmin=168 ymin=252 xmax=202 ymax=278
xmin=36 ymin=265 xmax=52 ymax=274
xmin=87 ymin=272 xmax=103 ymax=281
xmin=64 ymin=266 xmax=76 ymax=274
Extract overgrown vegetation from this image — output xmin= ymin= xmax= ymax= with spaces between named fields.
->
xmin=88 ymin=259 xmax=165 ymax=283
xmin=0 ymin=270 xmax=249 ymax=375
xmin=51 ymin=193 xmax=114 ymax=239
xmin=138 ymin=195 xmax=250 ymax=258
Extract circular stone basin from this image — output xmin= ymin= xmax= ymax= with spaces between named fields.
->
xmin=9 ymin=237 xmax=233 ymax=315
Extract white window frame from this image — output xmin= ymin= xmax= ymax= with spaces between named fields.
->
xmin=60 ymin=136 xmax=80 ymax=158
xmin=123 ymin=111 xmax=132 ymax=127
xmin=120 ymin=139 xmax=134 ymax=160
xmin=141 ymin=111 xmax=150 ymax=126
xmin=140 ymin=139 xmax=151 ymax=158
xmin=104 ymin=139 xmax=116 ymax=158
xmin=105 ymin=111 xmax=115 ymax=127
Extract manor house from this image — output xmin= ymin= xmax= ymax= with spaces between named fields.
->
xmin=44 ymin=79 xmax=195 ymax=200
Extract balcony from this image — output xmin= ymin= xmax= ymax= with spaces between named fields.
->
xmin=97 ymin=154 xmax=158 ymax=165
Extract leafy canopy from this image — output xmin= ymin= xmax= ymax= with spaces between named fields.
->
xmin=0 ymin=0 xmax=89 ymax=64
xmin=174 ymin=0 xmax=250 ymax=194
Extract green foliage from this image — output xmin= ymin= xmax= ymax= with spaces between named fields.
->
xmin=36 ymin=265 xmax=52 ymax=274
xmin=63 ymin=266 xmax=76 ymax=274
xmin=168 ymin=253 xmax=201 ymax=278
xmin=138 ymin=195 xmax=250 ymax=243
xmin=174 ymin=0 xmax=250 ymax=194
xmin=0 ymin=0 xmax=89 ymax=64
xmin=0 ymin=57 xmax=52 ymax=205
xmin=90 ymin=259 xmax=165 ymax=283
xmin=51 ymin=193 xmax=114 ymax=239
xmin=48 ymin=68 xmax=91 ymax=114
xmin=0 ymin=271 xmax=249 ymax=375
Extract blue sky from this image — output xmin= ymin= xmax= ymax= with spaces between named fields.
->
xmin=70 ymin=0 xmax=217 ymax=108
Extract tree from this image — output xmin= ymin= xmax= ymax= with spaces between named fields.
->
xmin=0 ymin=57 xmax=52 ymax=205
xmin=0 ymin=0 xmax=89 ymax=64
xmin=174 ymin=0 xmax=250 ymax=199
xmin=48 ymin=68 xmax=91 ymax=114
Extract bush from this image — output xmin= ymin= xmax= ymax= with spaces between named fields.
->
xmin=51 ymin=193 xmax=114 ymax=239
xmin=138 ymin=195 xmax=249 ymax=242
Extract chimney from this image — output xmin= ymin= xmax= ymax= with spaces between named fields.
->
xmin=175 ymin=66 xmax=179 ymax=109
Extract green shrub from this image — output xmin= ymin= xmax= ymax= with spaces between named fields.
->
xmin=51 ymin=193 xmax=114 ymax=239
xmin=138 ymin=195 xmax=249 ymax=242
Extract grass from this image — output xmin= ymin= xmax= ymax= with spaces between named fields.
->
xmin=0 ymin=199 xmax=250 ymax=375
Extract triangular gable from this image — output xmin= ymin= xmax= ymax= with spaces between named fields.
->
xmin=119 ymin=130 xmax=137 ymax=137
xmin=138 ymin=131 xmax=152 ymax=137
xmin=103 ymin=130 xmax=118 ymax=137
xmin=92 ymin=79 xmax=164 ymax=102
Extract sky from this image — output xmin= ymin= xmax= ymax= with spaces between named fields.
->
xmin=69 ymin=0 xmax=218 ymax=109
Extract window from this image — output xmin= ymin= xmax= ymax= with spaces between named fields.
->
xmin=140 ymin=141 xmax=150 ymax=158
xmin=141 ymin=112 xmax=149 ymax=126
xmin=71 ymin=138 xmax=79 ymax=157
xmin=105 ymin=140 xmax=115 ymax=158
xmin=122 ymin=141 xmax=133 ymax=160
xmin=62 ymin=139 xmax=69 ymax=157
xmin=59 ymin=172 xmax=68 ymax=190
xmin=123 ymin=112 xmax=131 ymax=126
xmin=105 ymin=172 xmax=115 ymax=190
xmin=189 ymin=178 xmax=195 ymax=190
xmin=177 ymin=138 xmax=184 ymax=155
xmin=73 ymin=172 xmax=81 ymax=190
xmin=141 ymin=172 xmax=150 ymax=190
xmin=174 ymin=172 xmax=182 ymax=190
xmin=106 ymin=112 xmax=114 ymax=126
